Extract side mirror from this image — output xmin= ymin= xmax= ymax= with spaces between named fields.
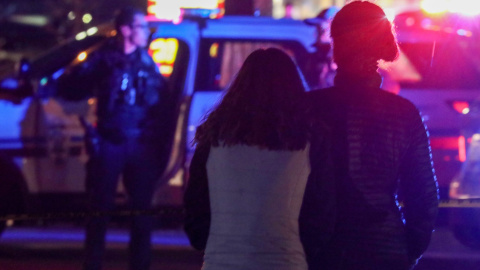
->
xmin=17 ymin=57 xmax=32 ymax=79
xmin=0 ymin=58 xmax=33 ymax=102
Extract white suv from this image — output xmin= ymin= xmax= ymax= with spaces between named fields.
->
xmin=0 ymin=16 xmax=322 ymax=229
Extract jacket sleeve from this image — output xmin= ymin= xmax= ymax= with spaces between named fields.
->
xmin=299 ymin=124 xmax=336 ymax=267
xmin=183 ymin=143 xmax=211 ymax=251
xmin=399 ymin=108 xmax=439 ymax=266
xmin=141 ymin=50 xmax=168 ymax=107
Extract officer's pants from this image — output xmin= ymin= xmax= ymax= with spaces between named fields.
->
xmin=83 ymin=135 xmax=163 ymax=270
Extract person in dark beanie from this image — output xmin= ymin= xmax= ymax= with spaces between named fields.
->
xmin=301 ymin=1 xmax=438 ymax=270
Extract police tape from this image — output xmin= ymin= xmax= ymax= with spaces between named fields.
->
xmin=0 ymin=208 xmax=185 ymax=222
xmin=2 ymin=199 xmax=480 ymax=222
xmin=439 ymin=199 xmax=480 ymax=208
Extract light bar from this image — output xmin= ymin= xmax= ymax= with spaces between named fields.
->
xmin=421 ymin=0 xmax=480 ymax=16
xmin=148 ymin=38 xmax=179 ymax=77
xmin=147 ymin=1 xmax=183 ymax=23
xmin=458 ymin=136 xmax=467 ymax=162
xmin=147 ymin=0 xmax=224 ymax=22
xmin=180 ymin=0 xmax=219 ymax=9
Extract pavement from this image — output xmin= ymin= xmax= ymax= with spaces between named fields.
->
xmin=1 ymin=224 xmax=480 ymax=270
xmin=0 ymin=225 xmax=203 ymax=270
xmin=415 ymin=227 xmax=480 ymax=270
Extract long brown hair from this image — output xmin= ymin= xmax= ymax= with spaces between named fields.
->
xmin=194 ymin=48 xmax=309 ymax=151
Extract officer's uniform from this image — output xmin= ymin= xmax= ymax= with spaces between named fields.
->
xmin=62 ymin=37 xmax=169 ymax=270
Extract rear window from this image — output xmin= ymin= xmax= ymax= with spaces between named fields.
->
xmin=31 ymin=35 xmax=107 ymax=78
xmin=194 ymin=39 xmax=316 ymax=91
xmin=398 ymin=39 xmax=480 ymax=90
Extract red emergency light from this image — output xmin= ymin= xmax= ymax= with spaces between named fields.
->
xmin=451 ymin=101 xmax=470 ymax=115
xmin=421 ymin=0 xmax=480 ymax=16
xmin=429 ymin=136 xmax=468 ymax=162
xmin=147 ymin=0 xmax=224 ymax=23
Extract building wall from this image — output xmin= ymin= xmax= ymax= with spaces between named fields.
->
xmin=268 ymin=0 xmax=419 ymax=19
xmin=255 ymin=0 xmax=273 ymax=16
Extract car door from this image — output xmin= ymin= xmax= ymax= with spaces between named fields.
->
xmin=188 ymin=37 xmax=317 ymax=162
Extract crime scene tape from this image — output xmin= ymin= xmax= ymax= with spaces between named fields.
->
xmin=0 ymin=208 xmax=185 ymax=222
xmin=439 ymin=198 xmax=480 ymax=208
xmin=2 ymin=199 xmax=480 ymax=222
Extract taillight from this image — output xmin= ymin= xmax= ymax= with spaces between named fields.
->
xmin=451 ymin=101 xmax=470 ymax=114
xmin=429 ymin=136 xmax=468 ymax=162
xmin=458 ymin=136 xmax=466 ymax=162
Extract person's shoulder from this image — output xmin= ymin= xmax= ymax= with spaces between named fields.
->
xmin=305 ymin=87 xmax=336 ymax=102
xmin=378 ymin=88 xmax=419 ymax=112
xmin=375 ymin=89 xmax=424 ymax=124
xmin=137 ymin=48 xmax=156 ymax=66
xmin=136 ymin=48 xmax=162 ymax=75
xmin=307 ymin=86 xmax=336 ymax=96
xmin=96 ymin=37 xmax=118 ymax=53
xmin=305 ymin=87 xmax=339 ymax=110
xmin=88 ymin=38 xmax=119 ymax=62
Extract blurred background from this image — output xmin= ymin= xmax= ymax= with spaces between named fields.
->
xmin=1 ymin=0 xmax=480 ymax=269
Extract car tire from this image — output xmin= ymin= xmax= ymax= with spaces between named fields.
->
xmin=0 ymin=156 xmax=28 ymax=237
xmin=451 ymin=208 xmax=480 ymax=250
xmin=453 ymin=225 xmax=480 ymax=250
xmin=0 ymin=221 xmax=5 ymax=237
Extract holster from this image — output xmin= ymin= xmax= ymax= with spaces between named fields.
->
xmin=78 ymin=116 xmax=100 ymax=157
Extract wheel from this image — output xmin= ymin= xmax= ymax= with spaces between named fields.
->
xmin=0 ymin=155 xmax=28 ymax=237
xmin=453 ymin=225 xmax=480 ymax=249
xmin=0 ymin=221 xmax=5 ymax=237
xmin=451 ymin=208 xmax=480 ymax=250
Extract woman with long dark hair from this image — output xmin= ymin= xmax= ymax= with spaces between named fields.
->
xmin=183 ymin=48 xmax=325 ymax=270
xmin=303 ymin=1 xmax=438 ymax=270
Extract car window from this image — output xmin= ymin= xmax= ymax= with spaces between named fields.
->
xmin=398 ymin=39 xmax=480 ymax=90
xmin=0 ymin=20 xmax=58 ymax=66
xmin=30 ymin=35 xmax=107 ymax=79
xmin=393 ymin=10 xmax=480 ymax=90
xmin=194 ymin=39 xmax=313 ymax=92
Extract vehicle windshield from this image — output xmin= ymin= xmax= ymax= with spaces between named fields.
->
xmin=0 ymin=20 xmax=59 ymax=77
xmin=30 ymin=35 xmax=107 ymax=78
xmin=195 ymin=39 xmax=316 ymax=91
xmin=398 ymin=39 xmax=480 ymax=90
xmin=392 ymin=10 xmax=480 ymax=90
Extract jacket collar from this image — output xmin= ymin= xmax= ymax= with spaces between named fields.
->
xmin=333 ymin=68 xmax=382 ymax=90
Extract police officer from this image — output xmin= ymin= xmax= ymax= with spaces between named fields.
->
xmin=60 ymin=7 xmax=169 ymax=270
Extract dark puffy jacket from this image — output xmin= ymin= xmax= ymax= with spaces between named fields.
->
xmin=303 ymin=75 xmax=438 ymax=270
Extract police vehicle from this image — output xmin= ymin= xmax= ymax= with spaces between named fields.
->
xmin=393 ymin=7 xmax=480 ymax=248
xmin=2 ymin=6 xmax=479 ymax=247
xmin=0 ymin=15 xmax=323 ymax=232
